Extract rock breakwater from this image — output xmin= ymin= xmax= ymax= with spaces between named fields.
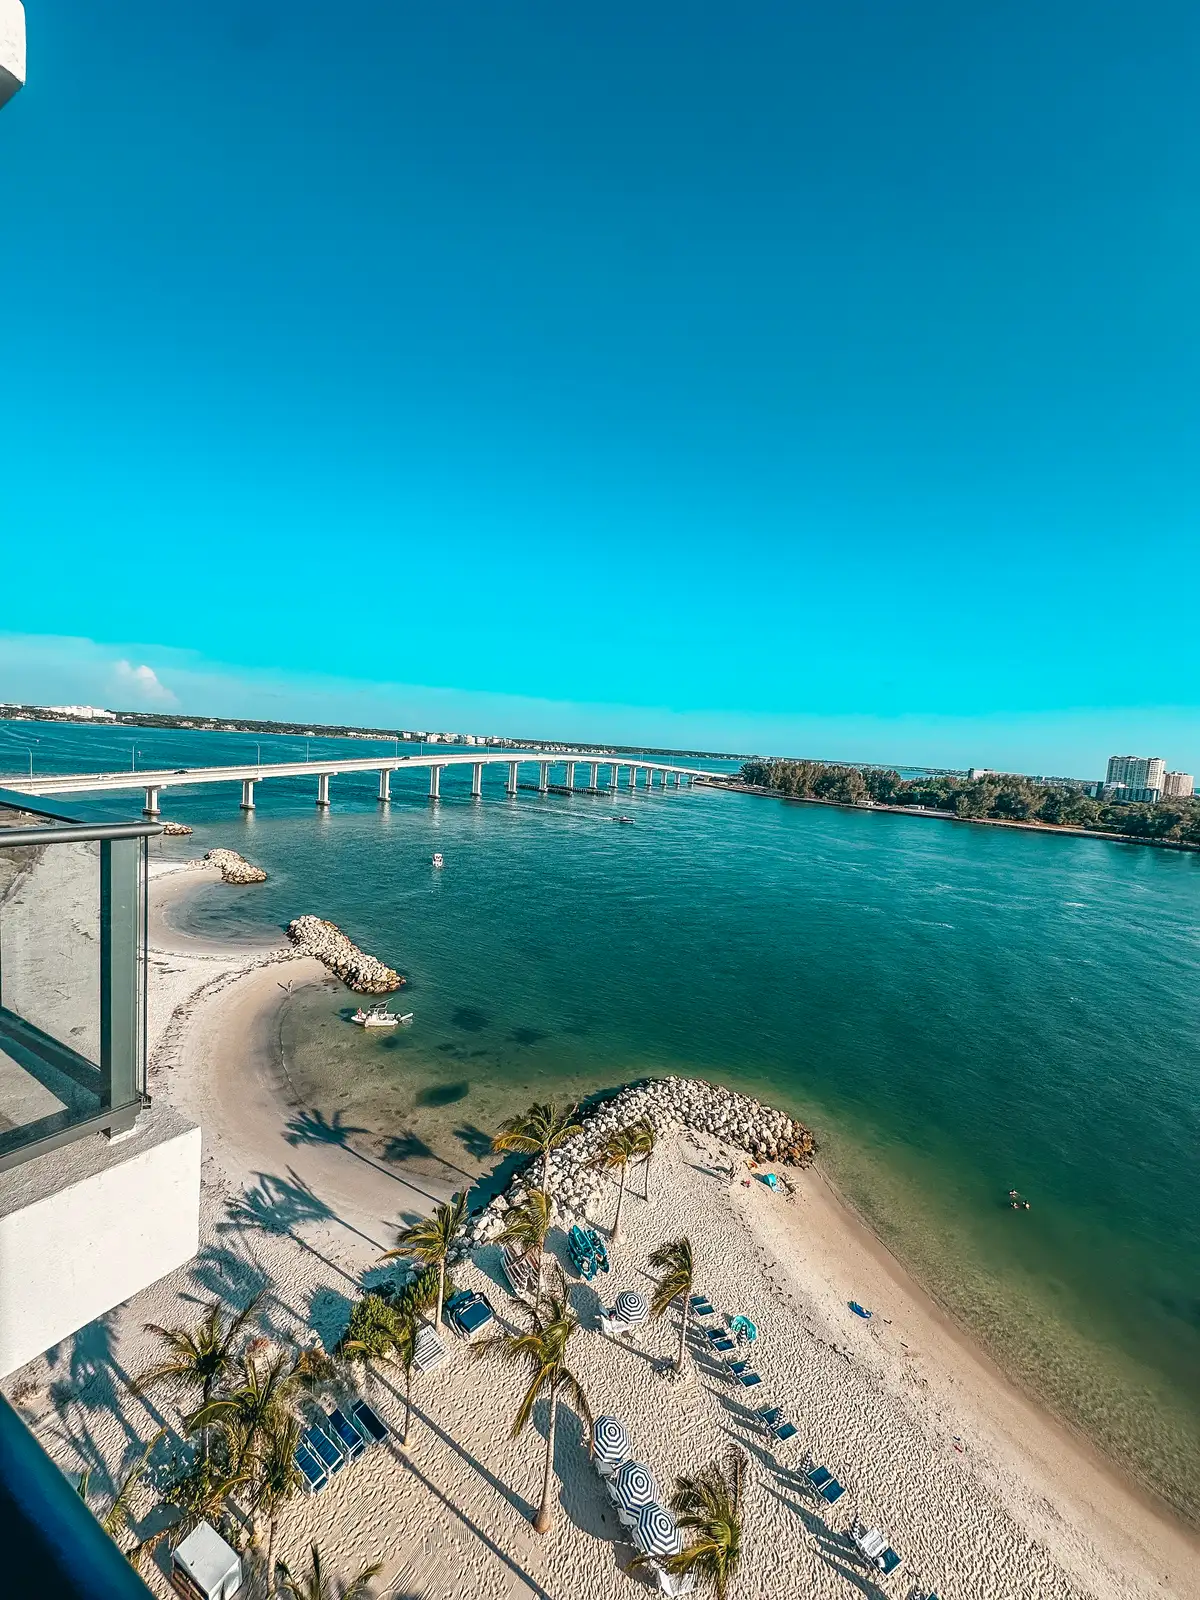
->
xmin=286 ymin=915 xmax=404 ymax=994
xmin=188 ymin=848 xmax=267 ymax=884
xmin=462 ymin=1075 xmax=815 ymax=1252
xmin=160 ymin=820 xmax=193 ymax=836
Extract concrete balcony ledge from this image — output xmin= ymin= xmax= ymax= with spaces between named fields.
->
xmin=0 ymin=0 xmax=25 ymax=110
xmin=0 ymin=1103 xmax=200 ymax=1377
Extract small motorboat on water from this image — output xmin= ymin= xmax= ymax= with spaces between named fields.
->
xmin=432 ymin=852 xmax=444 ymax=867
xmin=614 ymin=816 xmax=634 ymax=825
xmin=351 ymin=1003 xmax=414 ymax=1029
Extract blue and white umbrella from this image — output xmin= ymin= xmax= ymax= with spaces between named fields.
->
xmin=591 ymin=1415 xmax=632 ymax=1472
xmin=614 ymin=1459 xmax=663 ymax=1516
xmin=634 ymin=1503 xmax=683 ymax=1559
xmin=614 ymin=1290 xmax=650 ymax=1325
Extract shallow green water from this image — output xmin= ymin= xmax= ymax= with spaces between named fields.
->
xmin=7 ymin=721 xmax=1199 ymax=1517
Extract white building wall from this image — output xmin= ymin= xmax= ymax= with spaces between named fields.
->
xmin=0 ymin=0 xmax=25 ymax=109
xmin=0 ymin=1107 xmax=200 ymax=1376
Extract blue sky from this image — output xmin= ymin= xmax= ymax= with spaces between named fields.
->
xmin=1 ymin=3 xmax=1197 ymax=773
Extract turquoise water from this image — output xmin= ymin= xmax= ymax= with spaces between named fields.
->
xmin=5 ymin=720 xmax=1200 ymax=1517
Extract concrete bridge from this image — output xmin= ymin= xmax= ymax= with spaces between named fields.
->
xmin=10 ymin=751 xmax=724 ymax=817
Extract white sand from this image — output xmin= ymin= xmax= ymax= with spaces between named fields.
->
xmin=3 ymin=864 xmax=1196 ymax=1599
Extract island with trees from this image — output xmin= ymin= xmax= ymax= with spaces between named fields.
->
xmin=736 ymin=758 xmax=1200 ymax=848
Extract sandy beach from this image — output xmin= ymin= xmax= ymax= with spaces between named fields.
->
xmin=3 ymin=858 xmax=1196 ymax=1599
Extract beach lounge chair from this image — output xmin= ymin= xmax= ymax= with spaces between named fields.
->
xmin=755 ymin=1405 xmax=798 ymax=1444
xmin=806 ymin=1466 xmax=846 ymax=1505
xmin=303 ymin=1422 xmax=345 ymax=1476
xmin=689 ymin=1295 xmax=715 ymax=1317
xmin=653 ymin=1565 xmax=697 ymax=1595
xmin=728 ymin=1362 xmax=761 ymax=1387
xmin=851 ymin=1525 xmax=901 ymax=1573
xmin=444 ymin=1289 xmax=495 ymax=1339
xmin=327 ymin=1406 xmax=365 ymax=1461
xmin=413 ymin=1324 xmax=449 ymax=1372
xmin=704 ymin=1328 xmax=735 ymax=1352
xmin=500 ymin=1241 xmax=535 ymax=1296
xmin=567 ymin=1225 xmax=596 ymax=1279
xmin=293 ymin=1440 xmax=328 ymax=1494
xmin=350 ymin=1398 xmax=388 ymax=1445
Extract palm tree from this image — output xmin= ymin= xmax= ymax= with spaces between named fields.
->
xmin=663 ymin=1448 xmax=746 ymax=1600
xmin=249 ymin=1412 xmax=304 ymax=1598
xmin=77 ymin=1428 xmax=164 ymax=1567
xmin=134 ymin=1294 xmax=263 ymax=1445
xmin=382 ymin=1191 xmax=465 ymax=1332
xmin=588 ymin=1127 xmax=638 ymax=1241
xmin=277 ymin=1543 xmax=382 ymax=1600
xmin=628 ymin=1116 xmax=657 ymax=1201
xmin=186 ymin=1347 xmax=329 ymax=1475
xmin=648 ymin=1236 xmax=694 ymax=1372
xmin=495 ymin=1188 xmax=552 ymax=1309
xmin=477 ymin=1287 xmax=591 ymax=1535
xmin=389 ymin=1317 xmax=420 ymax=1450
xmin=491 ymin=1102 xmax=582 ymax=1192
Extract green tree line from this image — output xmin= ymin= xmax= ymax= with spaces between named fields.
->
xmin=739 ymin=759 xmax=1200 ymax=845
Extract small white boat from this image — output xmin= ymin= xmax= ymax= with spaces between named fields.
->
xmin=432 ymin=852 xmax=444 ymax=868
xmin=351 ymin=1003 xmax=405 ymax=1029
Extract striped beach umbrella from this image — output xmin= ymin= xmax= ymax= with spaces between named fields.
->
xmin=634 ymin=1503 xmax=683 ymax=1559
xmin=591 ymin=1416 xmax=632 ymax=1472
xmin=613 ymin=1460 xmax=663 ymax=1516
xmin=614 ymin=1290 xmax=649 ymax=1325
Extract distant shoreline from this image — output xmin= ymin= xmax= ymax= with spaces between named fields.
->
xmin=711 ymin=778 xmax=1200 ymax=852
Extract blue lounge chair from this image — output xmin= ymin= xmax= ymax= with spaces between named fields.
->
xmin=328 ymin=1406 xmax=365 ymax=1461
xmin=729 ymin=1363 xmax=762 ymax=1387
xmin=350 ymin=1398 xmax=388 ymax=1445
xmin=689 ymin=1295 xmax=715 ymax=1316
xmin=879 ymin=1549 xmax=902 ymax=1576
xmin=705 ymin=1328 xmax=735 ymax=1352
xmin=755 ymin=1406 xmax=798 ymax=1444
xmin=806 ymin=1466 xmax=845 ymax=1505
xmin=304 ymin=1423 xmax=345 ymax=1475
xmin=445 ymin=1289 xmax=496 ymax=1339
xmin=293 ymin=1440 xmax=327 ymax=1494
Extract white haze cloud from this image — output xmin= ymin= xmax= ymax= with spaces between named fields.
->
xmin=111 ymin=659 xmax=178 ymax=706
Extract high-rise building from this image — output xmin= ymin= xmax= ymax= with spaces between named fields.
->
xmin=1163 ymin=771 xmax=1195 ymax=799
xmin=1103 ymin=755 xmax=1166 ymax=803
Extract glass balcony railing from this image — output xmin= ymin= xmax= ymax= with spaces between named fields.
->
xmin=0 ymin=789 xmax=156 ymax=1173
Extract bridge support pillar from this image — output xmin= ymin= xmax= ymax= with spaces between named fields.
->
xmin=565 ymin=762 xmax=575 ymax=791
xmin=507 ymin=760 xmax=519 ymax=795
xmin=316 ymin=773 xmax=330 ymax=808
xmin=429 ymin=766 xmax=442 ymax=799
xmin=588 ymin=762 xmax=598 ymax=789
xmin=538 ymin=761 xmax=549 ymax=792
xmin=142 ymin=786 xmax=160 ymax=818
xmin=628 ymin=766 xmax=636 ymax=789
xmin=378 ymin=769 xmax=391 ymax=802
xmin=471 ymin=762 xmax=483 ymax=798
xmin=240 ymin=779 xmax=256 ymax=811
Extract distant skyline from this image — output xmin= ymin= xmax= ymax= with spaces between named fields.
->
xmin=1 ymin=631 xmax=1195 ymax=780
xmin=1 ymin=5 xmax=1197 ymax=774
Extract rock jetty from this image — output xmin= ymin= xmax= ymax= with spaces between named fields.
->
xmin=160 ymin=820 xmax=193 ymax=836
xmin=286 ymin=914 xmax=404 ymax=994
xmin=461 ymin=1075 xmax=815 ymax=1253
xmin=198 ymin=848 xmax=267 ymax=884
